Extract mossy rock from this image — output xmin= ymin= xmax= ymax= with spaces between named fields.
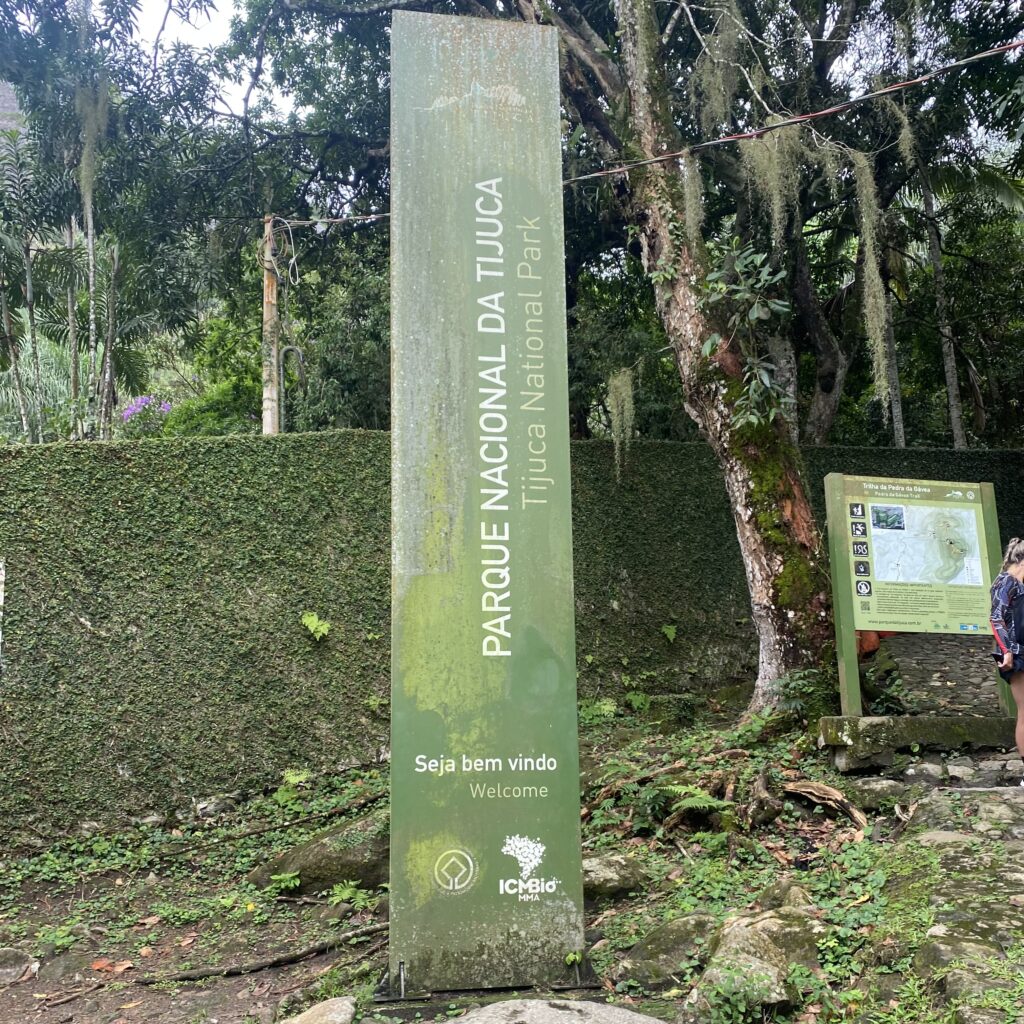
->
xmin=755 ymin=879 xmax=815 ymax=911
xmin=840 ymin=777 xmax=908 ymax=811
xmin=247 ymin=807 xmax=389 ymax=894
xmin=698 ymin=920 xmax=793 ymax=1008
xmin=912 ymin=936 xmax=1004 ymax=976
xmin=581 ymin=853 xmax=650 ymax=900
xmin=819 ymin=716 xmax=1016 ymax=772
xmin=710 ymin=908 xmax=829 ymax=973
xmin=615 ymin=913 xmax=715 ymax=987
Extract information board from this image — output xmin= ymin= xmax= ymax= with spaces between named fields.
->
xmin=825 ymin=473 xmax=1004 ymax=716
xmin=826 ymin=475 xmax=997 ymax=633
xmin=388 ymin=13 xmax=585 ymax=994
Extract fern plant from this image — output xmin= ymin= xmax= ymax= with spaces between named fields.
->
xmin=327 ymin=879 xmax=378 ymax=911
xmin=658 ymin=783 xmax=733 ymax=816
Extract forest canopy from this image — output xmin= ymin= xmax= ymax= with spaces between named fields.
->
xmin=0 ymin=0 xmax=1020 ymax=451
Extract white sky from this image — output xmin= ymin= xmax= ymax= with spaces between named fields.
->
xmin=133 ymin=0 xmax=283 ymax=112
xmin=134 ymin=0 xmax=236 ymax=51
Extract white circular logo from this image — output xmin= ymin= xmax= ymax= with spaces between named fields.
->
xmin=434 ymin=849 xmax=477 ymax=893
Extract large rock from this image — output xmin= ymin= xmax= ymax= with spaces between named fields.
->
xmin=837 ymin=778 xmax=907 ymax=812
xmin=756 ymin=879 xmax=815 ymax=911
xmin=912 ymin=936 xmax=1004 ymax=976
xmin=0 ymin=948 xmax=35 ymax=987
xmin=955 ymin=1009 xmax=1009 ymax=1024
xmin=248 ymin=807 xmax=389 ymax=894
xmin=693 ymin=919 xmax=792 ymax=1008
xmin=451 ymin=999 xmax=664 ymax=1024
xmin=684 ymin=903 xmax=830 ymax=1016
xmin=36 ymin=951 xmax=90 ymax=986
xmin=582 ymin=854 xmax=649 ymax=899
xmin=942 ymin=968 xmax=1017 ymax=1001
xmin=615 ymin=913 xmax=715 ymax=987
xmin=715 ymin=908 xmax=829 ymax=973
xmin=282 ymin=997 xmax=357 ymax=1024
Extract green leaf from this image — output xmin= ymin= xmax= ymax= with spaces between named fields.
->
xmin=301 ymin=611 xmax=331 ymax=641
xmin=661 ymin=623 xmax=677 ymax=643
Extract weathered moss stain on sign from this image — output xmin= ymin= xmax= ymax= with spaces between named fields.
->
xmin=0 ymin=432 xmax=1022 ymax=840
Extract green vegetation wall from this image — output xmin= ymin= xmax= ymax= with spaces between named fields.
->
xmin=1 ymin=433 xmax=1021 ymax=840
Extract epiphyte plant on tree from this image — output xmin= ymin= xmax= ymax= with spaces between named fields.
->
xmin=700 ymin=238 xmax=793 ymax=431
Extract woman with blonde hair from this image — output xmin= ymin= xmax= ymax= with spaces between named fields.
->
xmin=991 ymin=537 xmax=1024 ymax=774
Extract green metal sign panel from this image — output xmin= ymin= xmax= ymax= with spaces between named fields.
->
xmin=388 ymin=12 xmax=585 ymax=993
xmin=825 ymin=473 xmax=1004 ymax=716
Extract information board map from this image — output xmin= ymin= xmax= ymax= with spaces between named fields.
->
xmin=827 ymin=475 xmax=995 ymax=634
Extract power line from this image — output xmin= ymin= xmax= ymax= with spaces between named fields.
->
xmin=563 ymin=39 xmax=1024 ymax=185
xmin=268 ymin=37 xmax=1023 ymax=226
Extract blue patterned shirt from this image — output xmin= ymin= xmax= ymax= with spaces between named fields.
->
xmin=990 ymin=572 xmax=1024 ymax=656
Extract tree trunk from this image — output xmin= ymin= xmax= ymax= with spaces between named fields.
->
xmin=613 ymin=0 xmax=832 ymax=714
xmin=919 ymin=169 xmax=966 ymax=449
xmin=261 ymin=215 xmax=281 ymax=435
xmin=1 ymin=282 xmax=32 ymax=441
xmin=767 ymin=333 xmax=799 ymax=446
xmin=22 ymin=240 xmax=45 ymax=439
xmin=84 ymin=197 xmax=99 ymax=435
xmin=792 ymin=223 xmax=848 ymax=445
xmin=67 ymin=223 xmax=81 ymax=440
xmin=884 ymin=292 xmax=905 ymax=447
xmin=98 ymin=248 xmax=118 ymax=439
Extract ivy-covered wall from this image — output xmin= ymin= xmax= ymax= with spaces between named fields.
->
xmin=1 ymin=432 xmax=1021 ymax=840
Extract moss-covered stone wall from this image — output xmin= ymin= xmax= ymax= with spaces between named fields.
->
xmin=1 ymin=433 xmax=1020 ymax=839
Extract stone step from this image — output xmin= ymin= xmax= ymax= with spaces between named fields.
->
xmin=818 ymin=715 xmax=1016 ymax=771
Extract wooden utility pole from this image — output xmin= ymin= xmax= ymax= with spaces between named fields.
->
xmin=261 ymin=215 xmax=281 ymax=435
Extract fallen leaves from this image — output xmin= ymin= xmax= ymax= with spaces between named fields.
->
xmin=760 ymin=840 xmax=794 ymax=867
xmin=90 ymin=958 xmax=133 ymax=974
xmin=14 ymin=960 xmax=39 ymax=985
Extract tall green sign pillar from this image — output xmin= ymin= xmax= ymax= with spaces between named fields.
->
xmin=388 ymin=13 xmax=585 ymax=994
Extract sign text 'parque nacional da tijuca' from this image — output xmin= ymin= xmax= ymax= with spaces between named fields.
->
xmin=387 ymin=13 xmax=585 ymax=994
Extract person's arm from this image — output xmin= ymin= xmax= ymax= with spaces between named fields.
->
xmin=990 ymin=576 xmax=1019 ymax=667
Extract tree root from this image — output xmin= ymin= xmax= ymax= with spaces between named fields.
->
xmin=136 ymin=922 xmax=388 ymax=985
xmin=44 ymin=982 xmax=104 ymax=1007
xmin=742 ymin=770 xmax=784 ymax=829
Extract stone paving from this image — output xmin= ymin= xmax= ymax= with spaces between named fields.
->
xmin=902 ymin=791 xmax=1024 ymax=1024
xmin=880 ymin=633 xmax=1003 ymax=717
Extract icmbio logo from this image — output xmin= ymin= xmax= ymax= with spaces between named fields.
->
xmin=499 ymin=834 xmax=559 ymax=902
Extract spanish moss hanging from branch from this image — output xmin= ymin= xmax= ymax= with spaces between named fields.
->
xmin=607 ymin=367 xmax=634 ymax=482
xmin=851 ymin=150 xmax=889 ymax=408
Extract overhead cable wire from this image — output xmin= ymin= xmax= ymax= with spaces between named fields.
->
xmin=263 ymin=37 xmax=1023 ymax=227
xmin=562 ymin=38 xmax=1024 ymax=185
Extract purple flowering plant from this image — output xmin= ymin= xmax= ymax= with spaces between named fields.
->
xmin=118 ymin=395 xmax=173 ymax=437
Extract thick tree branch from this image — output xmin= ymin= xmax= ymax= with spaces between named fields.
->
xmin=287 ymin=0 xmax=437 ymax=16
xmin=812 ymin=0 xmax=868 ymax=83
